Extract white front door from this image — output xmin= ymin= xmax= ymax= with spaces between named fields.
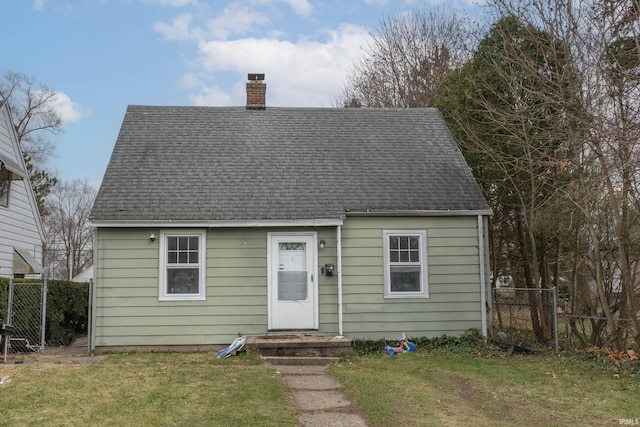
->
xmin=268 ymin=233 xmax=317 ymax=330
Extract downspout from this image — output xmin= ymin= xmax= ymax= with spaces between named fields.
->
xmin=337 ymin=225 xmax=343 ymax=336
xmin=478 ymin=215 xmax=488 ymax=341
xmin=90 ymin=227 xmax=97 ymax=351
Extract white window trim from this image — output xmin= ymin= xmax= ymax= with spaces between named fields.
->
xmin=383 ymin=230 xmax=429 ymax=299
xmin=158 ymin=229 xmax=206 ymax=301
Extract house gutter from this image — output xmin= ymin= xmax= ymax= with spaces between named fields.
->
xmin=345 ymin=209 xmax=493 ymax=217
xmin=337 ymin=224 xmax=343 ymax=336
xmin=478 ymin=214 xmax=488 ymax=341
xmin=90 ymin=218 xmax=344 ymax=228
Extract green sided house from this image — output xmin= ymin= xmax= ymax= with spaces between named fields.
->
xmin=89 ymin=75 xmax=492 ymax=350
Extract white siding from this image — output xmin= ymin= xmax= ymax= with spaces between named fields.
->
xmin=0 ymin=103 xmax=44 ymax=277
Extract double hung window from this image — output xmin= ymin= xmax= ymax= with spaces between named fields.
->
xmin=383 ymin=230 xmax=428 ymax=298
xmin=159 ymin=230 xmax=206 ymax=301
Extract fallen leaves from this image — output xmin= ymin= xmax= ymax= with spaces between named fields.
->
xmin=605 ymin=348 xmax=639 ymax=365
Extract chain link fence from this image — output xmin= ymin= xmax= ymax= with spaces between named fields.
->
xmin=563 ymin=303 xmax=636 ymax=350
xmin=492 ymin=287 xmax=559 ymax=350
xmin=4 ymin=279 xmax=47 ymax=353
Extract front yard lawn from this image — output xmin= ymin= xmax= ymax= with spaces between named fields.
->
xmin=330 ymin=350 xmax=640 ymax=426
xmin=0 ymin=351 xmax=297 ymax=427
xmin=0 ymin=348 xmax=637 ymax=426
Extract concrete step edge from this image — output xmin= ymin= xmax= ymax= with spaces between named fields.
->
xmin=262 ymin=356 xmax=342 ymax=366
xmin=249 ymin=341 xmax=353 ymax=349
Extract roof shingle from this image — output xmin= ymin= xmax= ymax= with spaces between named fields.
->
xmin=90 ymin=106 xmax=489 ymax=222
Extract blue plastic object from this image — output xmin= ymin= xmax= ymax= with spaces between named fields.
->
xmin=217 ymin=336 xmax=247 ymax=359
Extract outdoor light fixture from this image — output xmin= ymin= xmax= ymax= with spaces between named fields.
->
xmin=319 ymin=239 xmax=325 ymax=249
xmin=149 ymin=232 xmax=156 ymax=242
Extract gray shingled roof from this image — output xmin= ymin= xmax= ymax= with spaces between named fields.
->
xmin=90 ymin=106 xmax=489 ymax=222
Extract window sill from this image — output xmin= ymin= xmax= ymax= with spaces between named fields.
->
xmin=384 ymin=293 xmax=430 ymax=299
xmin=158 ymin=295 xmax=206 ymax=302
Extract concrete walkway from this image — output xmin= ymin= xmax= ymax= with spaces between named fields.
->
xmin=268 ymin=364 xmax=369 ymax=427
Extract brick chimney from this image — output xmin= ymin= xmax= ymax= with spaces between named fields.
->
xmin=246 ymin=73 xmax=266 ymax=110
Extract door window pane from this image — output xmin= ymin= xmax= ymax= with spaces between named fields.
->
xmin=278 ymin=271 xmax=307 ymax=300
xmin=277 ymin=241 xmax=307 ymax=301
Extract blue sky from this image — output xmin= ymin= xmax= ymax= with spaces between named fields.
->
xmin=5 ymin=0 xmax=480 ymax=186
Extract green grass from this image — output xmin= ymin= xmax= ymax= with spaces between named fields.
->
xmin=330 ymin=350 xmax=640 ymax=427
xmin=1 ymin=348 xmax=638 ymax=427
xmin=0 ymin=351 xmax=297 ymax=427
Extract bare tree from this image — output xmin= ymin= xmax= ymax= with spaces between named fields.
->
xmin=336 ymin=6 xmax=480 ymax=108
xmin=438 ymin=0 xmax=640 ymax=348
xmin=435 ymin=12 xmax=583 ymax=345
xmin=0 ymin=71 xmax=62 ymax=164
xmin=44 ymin=180 xmax=96 ymax=280
xmin=578 ymin=0 xmax=640 ymax=347
xmin=0 ymin=70 xmax=61 ymax=215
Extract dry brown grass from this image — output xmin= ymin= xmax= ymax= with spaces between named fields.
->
xmin=331 ymin=351 xmax=640 ymax=426
xmin=0 ymin=351 xmax=296 ymax=426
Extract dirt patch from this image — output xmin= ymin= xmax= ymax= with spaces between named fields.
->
xmin=44 ymin=336 xmax=90 ymax=355
xmin=431 ymin=373 xmax=558 ymax=426
xmin=1 ymin=336 xmax=104 ymax=364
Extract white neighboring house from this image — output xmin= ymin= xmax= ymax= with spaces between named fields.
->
xmin=71 ymin=264 xmax=93 ymax=283
xmin=0 ymin=99 xmax=44 ymax=279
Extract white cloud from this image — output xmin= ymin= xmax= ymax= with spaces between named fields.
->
xmin=50 ymin=92 xmax=90 ymax=125
xmin=154 ymin=13 xmax=200 ymax=41
xmin=154 ymin=3 xmax=270 ymax=41
xmin=282 ymin=0 xmax=312 ymax=16
xmin=246 ymin=0 xmax=312 ymax=15
xmin=362 ymin=0 xmax=422 ymax=5
xmin=189 ymin=84 xmax=234 ymax=106
xmin=153 ymin=0 xmax=372 ymax=107
xmin=180 ymin=72 xmax=201 ymax=88
xmin=152 ymin=0 xmax=317 ymax=46
xmin=363 ymin=0 xmax=389 ymax=5
xmin=192 ymin=24 xmax=370 ymax=107
xmin=205 ymin=3 xmax=270 ymax=39
xmin=141 ymin=0 xmax=196 ymax=6
xmin=33 ymin=0 xmax=47 ymax=11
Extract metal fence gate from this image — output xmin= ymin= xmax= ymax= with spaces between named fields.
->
xmin=4 ymin=279 xmax=47 ymax=353
xmin=492 ymin=287 xmax=559 ymax=350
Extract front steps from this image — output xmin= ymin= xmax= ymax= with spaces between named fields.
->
xmin=248 ymin=334 xmax=353 ymax=365
xmin=262 ymin=356 xmax=342 ymax=365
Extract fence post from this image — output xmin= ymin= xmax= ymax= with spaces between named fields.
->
xmin=3 ymin=279 xmax=14 ymax=361
xmin=564 ymin=299 xmax=570 ymax=351
xmin=40 ymin=280 xmax=47 ymax=353
xmin=7 ymin=279 xmax=14 ymax=324
xmin=552 ymin=287 xmax=559 ymax=351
